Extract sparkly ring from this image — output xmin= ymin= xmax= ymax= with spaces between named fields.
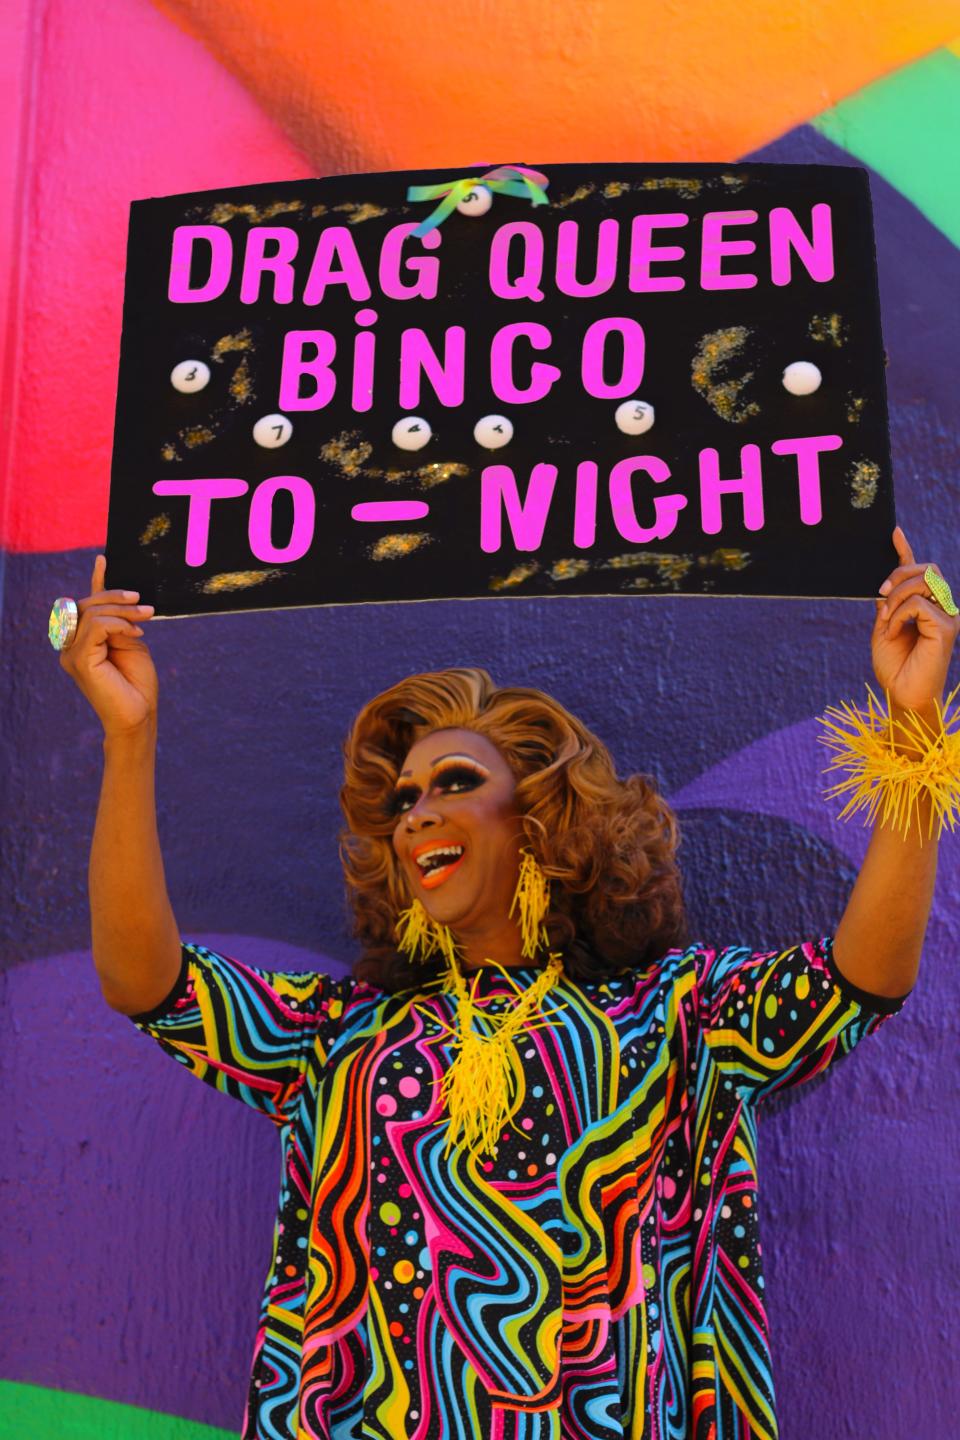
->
xmin=48 ymin=597 xmax=79 ymax=652
xmin=924 ymin=566 xmax=959 ymax=617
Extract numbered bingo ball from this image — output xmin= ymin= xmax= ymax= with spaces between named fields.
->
xmin=615 ymin=400 xmax=655 ymax=436
xmin=253 ymin=414 xmax=293 ymax=448
xmin=782 ymin=361 xmax=822 ymax=395
xmin=170 ymin=360 xmax=211 ymax=393
xmin=456 ymin=184 xmax=493 ymax=217
xmin=391 ymin=416 xmax=432 ymax=451
xmin=474 ymin=414 xmax=514 ymax=449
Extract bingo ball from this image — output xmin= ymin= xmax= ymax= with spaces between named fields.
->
xmin=253 ymin=414 xmax=293 ymax=447
xmin=392 ymin=416 xmax=432 ymax=450
xmin=782 ymin=361 xmax=822 ymax=395
xmin=456 ymin=185 xmax=493 ymax=217
xmin=474 ymin=414 xmax=514 ymax=449
xmin=615 ymin=399 xmax=655 ymax=435
xmin=171 ymin=360 xmax=211 ymax=393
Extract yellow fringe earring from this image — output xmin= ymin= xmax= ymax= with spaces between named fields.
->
xmin=508 ymin=847 xmax=551 ymax=958
xmin=395 ymin=897 xmax=458 ymax=967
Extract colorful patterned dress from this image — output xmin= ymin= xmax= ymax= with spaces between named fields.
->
xmin=127 ymin=935 xmax=910 ymax=1440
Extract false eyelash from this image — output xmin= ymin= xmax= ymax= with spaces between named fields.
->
xmin=387 ymin=763 xmax=486 ymax=816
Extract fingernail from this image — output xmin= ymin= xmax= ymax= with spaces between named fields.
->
xmin=879 ymin=604 xmax=888 ymax=620
xmin=123 ymin=590 xmax=139 ymax=599
xmin=879 ymin=580 xmax=892 ymax=595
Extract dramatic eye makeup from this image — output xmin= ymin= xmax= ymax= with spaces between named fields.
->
xmin=389 ymin=758 xmax=489 ymax=816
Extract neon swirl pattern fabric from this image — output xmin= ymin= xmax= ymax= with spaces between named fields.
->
xmin=128 ymin=935 xmax=909 ymax=1439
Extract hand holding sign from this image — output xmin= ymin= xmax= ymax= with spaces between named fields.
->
xmin=872 ymin=527 xmax=960 ymax=716
xmin=59 ymin=555 xmax=158 ymax=739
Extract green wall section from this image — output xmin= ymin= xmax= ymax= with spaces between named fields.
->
xmin=813 ymin=45 xmax=960 ymax=246
xmin=0 ymin=1381 xmax=236 ymax=1440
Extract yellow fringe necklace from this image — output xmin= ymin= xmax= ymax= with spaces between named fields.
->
xmin=395 ymin=848 xmax=565 ymax=1158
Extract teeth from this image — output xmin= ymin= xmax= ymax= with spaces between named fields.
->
xmin=416 ymin=845 xmax=464 ymax=870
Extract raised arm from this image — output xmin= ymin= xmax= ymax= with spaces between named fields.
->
xmin=60 ymin=553 xmax=179 ymax=1012
xmin=833 ymin=526 xmax=959 ymax=999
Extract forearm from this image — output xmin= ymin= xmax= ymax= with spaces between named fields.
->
xmin=90 ymin=719 xmax=182 ymax=1013
xmin=832 ymin=704 xmax=939 ymax=999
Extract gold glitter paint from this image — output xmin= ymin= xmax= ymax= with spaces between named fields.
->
xmin=202 ymin=569 xmax=285 ymax=593
xmin=333 ymin=201 xmax=389 ymax=225
xmin=489 ymin=563 xmax=540 ymax=591
xmin=181 ymin=426 xmax=217 ymax=448
xmin=603 ymin=553 xmax=650 ymax=571
xmin=139 ymin=514 xmax=171 ymax=544
xmin=719 ymin=173 xmax=747 ymax=191
xmin=415 ymin=462 xmax=470 ymax=489
xmin=691 ymin=326 xmax=760 ymax=422
xmin=603 ymin=181 xmax=630 ymax=198
xmin=383 ymin=469 xmax=409 ymax=483
xmin=310 ymin=204 xmax=328 ymax=218
xmin=212 ymin=329 xmax=254 ymax=360
xmin=229 ymin=356 xmax=254 ymax=403
xmin=321 ymin=430 xmax=374 ymax=476
xmin=553 ymin=185 xmax=595 ymax=208
xmin=808 ymin=313 xmax=846 ymax=347
xmin=205 ymin=200 xmax=303 ymax=224
xmin=849 ymin=459 xmax=880 ymax=509
xmin=624 ymin=576 xmax=654 ymax=589
xmin=603 ymin=552 xmax=693 ymax=580
xmin=699 ymin=547 xmax=751 ymax=571
xmin=160 ymin=444 xmax=180 ymax=462
xmin=550 ymin=557 xmax=591 ymax=581
xmin=369 ymin=533 xmax=432 ymax=561
xmin=641 ymin=176 xmax=702 ymax=200
xmin=846 ymin=394 xmax=866 ymax=424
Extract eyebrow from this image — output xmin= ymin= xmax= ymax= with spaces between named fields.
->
xmin=397 ymin=752 xmax=491 ymax=780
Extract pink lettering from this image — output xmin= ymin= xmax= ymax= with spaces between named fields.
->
xmin=152 ymin=478 xmax=249 ymax=566
xmin=555 ymin=219 xmax=619 ymax=298
xmin=378 ymin=224 xmax=442 ymax=300
xmin=398 ymin=327 xmax=466 ymax=408
xmin=609 ymin=456 xmax=687 ymax=543
xmin=769 ymin=204 xmax=835 ymax=286
xmin=573 ymin=461 xmax=599 ymax=549
xmin=167 ymin=226 xmax=233 ymax=303
xmin=239 ymin=227 xmax=299 ymax=304
xmin=490 ymin=323 xmax=561 ymax=404
xmin=699 ymin=444 xmax=765 ymax=532
xmin=302 ymin=226 xmax=372 ymax=305
xmin=629 ymin=213 xmax=688 ymax=292
xmin=248 ymin=476 xmax=316 ymax=563
xmin=581 ymin=317 xmax=645 ymax=400
xmin=770 ymin=434 xmax=843 ymax=523
xmin=278 ymin=331 xmax=337 ymax=411
xmin=480 ymin=463 xmax=557 ymax=552
xmin=701 ymin=210 xmax=759 ymax=291
xmin=488 ymin=222 xmax=545 ymax=302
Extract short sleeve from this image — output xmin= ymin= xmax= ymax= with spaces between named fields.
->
xmin=695 ymin=935 xmax=912 ymax=1105
xmin=125 ymin=941 xmax=366 ymax=1126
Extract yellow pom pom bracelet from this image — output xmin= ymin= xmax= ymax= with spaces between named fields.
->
xmin=817 ymin=684 xmax=960 ymax=841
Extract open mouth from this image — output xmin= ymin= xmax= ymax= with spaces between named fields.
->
xmin=413 ymin=842 xmax=466 ymax=890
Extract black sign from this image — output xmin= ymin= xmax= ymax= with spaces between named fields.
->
xmin=107 ymin=162 xmax=894 ymax=613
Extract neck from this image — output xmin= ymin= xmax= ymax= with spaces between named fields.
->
xmin=453 ymin=915 xmax=530 ymax=971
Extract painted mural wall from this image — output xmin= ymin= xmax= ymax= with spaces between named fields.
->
xmin=2 ymin=2 xmax=959 ymax=1435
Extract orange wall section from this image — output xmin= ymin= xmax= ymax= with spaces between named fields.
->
xmin=152 ymin=0 xmax=960 ymax=166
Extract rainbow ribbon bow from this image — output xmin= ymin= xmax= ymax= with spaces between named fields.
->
xmin=406 ymin=164 xmax=550 ymax=238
